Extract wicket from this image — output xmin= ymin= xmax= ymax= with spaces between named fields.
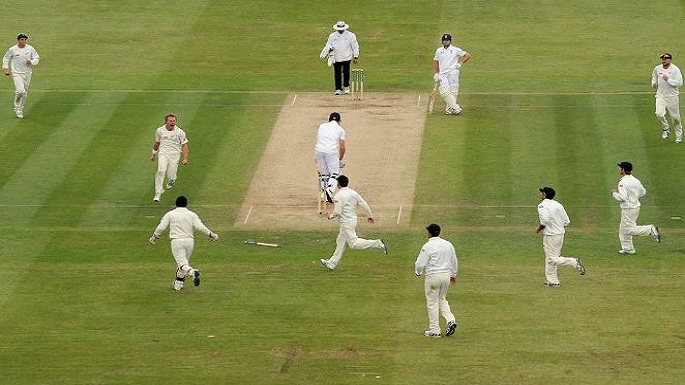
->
xmin=351 ymin=68 xmax=364 ymax=100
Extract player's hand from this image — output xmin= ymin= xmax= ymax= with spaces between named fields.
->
xmin=450 ymin=276 xmax=457 ymax=285
xmin=353 ymin=57 xmax=358 ymax=64
xmin=181 ymin=159 xmax=188 ymax=165
xmin=149 ymin=155 xmax=155 ymax=162
xmin=662 ymin=74 xmax=669 ymax=81
xmin=3 ymin=69 xmax=10 ymax=76
xmin=149 ymin=235 xmax=159 ymax=244
xmin=208 ymin=232 xmax=219 ymax=241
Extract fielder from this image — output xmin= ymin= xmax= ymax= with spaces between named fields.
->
xmin=611 ymin=162 xmax=661 ymax=255
xmin=535 ymin=187 xmax=586 ymax=288
xmin=149 ymin=195 xmax=219 ymax=291
xmin=320 ymin=175 xmax=388 ymax=270
xmin=150 ymin=113 xmax=189 ymax=202
xmin=433 ymin=33 xmax=470 ymax=115
xmin=414 ymin=224 xmax=458 ymax=338
xmin=2 ymin=33 xmax=40 ymax=119
xmin=651 ymin=52 xmax=683 ymax=143
xmin=315 ymin=112 xmax=346 ymax=203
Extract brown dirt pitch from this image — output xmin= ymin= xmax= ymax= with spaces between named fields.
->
xmin=235 ymin=92 xmax=427 ymax=231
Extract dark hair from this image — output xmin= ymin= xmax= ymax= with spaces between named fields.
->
xmin=329 ymin=112 xmax=341 ymax=122
xmin=175 ymin=196 xmax=188 ymax=207
xmin=539 ymin=187 xmax=556 ymax=200
xmin=336 ymin=174 xmax=349 ymax=187
xmin=426 ymin=223 xmax=441 ymax=237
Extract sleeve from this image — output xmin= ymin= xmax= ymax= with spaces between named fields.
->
xmin=356 ymin=192 xmax=373 ymax=218
xmin=415 ymin=246 xmax=429 ymax=276
xmin=538 ymin=203 xmax=550 ymax=226
xmin=612 ymin=182 xmax=628 ymax=202
xmin=192 ymin=213 xmax=212 ymax=236
xmin=651 ymin=67 xmax=658 ymax=86
xmin=329 ymin=193 xmax=343 ymax=219
xmin=2 ymin=49 xmax=11 ymax=69
xmin=450 ymin=244 xmax=458 ymax=277
xmin=563 ymin=208 xmax=570 ymax=227
xmin=352 ymin=34 xmax=360 ymax=58
xmin=30 ymin=47 xmax=39 ymax=66
xmin=670 ymin=68 xmax=683 ymax=87
xmin=153 ymin=213 xmax=171 ymax=238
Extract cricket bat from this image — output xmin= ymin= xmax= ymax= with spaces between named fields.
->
xmin=427 ymin=84 xmax=438 ymax=113
xmin=244 ymin=239 xmax=280 ymax=248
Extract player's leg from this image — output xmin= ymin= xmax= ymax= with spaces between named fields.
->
xmin=325 ymin=153 xmax=340 ymax=193
xmin=619 ymin=209 xmax=635 ymax=252
xmin=437 ymin=273 xmax=455 ymax=325
xmin=655 ymin=97 xmax=670 ymax=138
xmin=173 ymin=239 xmax=200 ymax=286
xmin=424 ymin=276 xmax=441 ymax=336
xmin=333 ymin=62 xmax=343 ymax=94
xmin=543 ymin=235 xmax=562 ymax=284
xmin=327 ymin=225 xmax=348 ymax=268
xmin=438 ymin=76 xmax=460 ymax=114
xmin=154 ymin=155 xmax=170 ymax=200
xmin=166 ymin=154 xmax=181 ymax=189
xmin=448 ymin=72 xmax=462 ymax=113
xmin=11 ymin=75 xmax=26 ymax=117
xmin=341 ymin=60 xmax=351 ymax=92
xmin=666 ymin=99 xmax=682 ymax=142
xmin=343 ymin=223 xmax=385 ymax=252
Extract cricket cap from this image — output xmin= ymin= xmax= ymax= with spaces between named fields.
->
xmin=329 ymin=112 xmax=341 ymax=122
xmin=660 ymin=52 xmax=673 ymax=59
xmin=539 ymin=187 xmax=556 ymax=199
xmin=17 ymin=33 xmax=28 ymax=40
xmin=617 ymin=161 xmax=633 ymax=172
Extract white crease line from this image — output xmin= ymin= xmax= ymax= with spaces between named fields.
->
xmin=397 ymin=205 xmax=403 ymax=225
xmin=243 ymin=206 xmax=253 ymax=225
xmin=417 ymin=95 xmax=421 ymax=106
xmin=291 ymin=94 xmax=298 ymax=106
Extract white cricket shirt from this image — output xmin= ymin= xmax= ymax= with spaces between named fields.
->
xmin=434 ymin=45 xmax=466 ymax=74
xmin=330 ymin=187 xmax=372 ymax=223
xmin=153 ymin=207 xmax=212 ymax=239
xmin=652 ymin=64 xmax=683 ymax=97
xmin=537 ymin=199 xmax=570 ymax=236
xmin=414 ymin=236 xmax=458 ymax=277
xmin=612 ymin=175 xmax=646 ymax=209
xmin=155 ymin=125 xmax=188 ymax=156
xmin=2 ymin=44 xmax=40 ymax=74
xmin=315 ymin=121 xmax=346 ymax=154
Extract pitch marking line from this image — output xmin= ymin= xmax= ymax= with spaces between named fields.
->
xmin=397 ymin=205 xmax=403 ymax=225
xmin=291 ymin=94 xmax=298 ymax=106
xmin=243 ymin=205 xmax=254 ymax=225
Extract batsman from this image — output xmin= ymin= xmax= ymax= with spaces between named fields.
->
xmin=315 ymin=112 xmax=346 ymax=203
xmin=433 ymin=33 xmax=471 ymax=115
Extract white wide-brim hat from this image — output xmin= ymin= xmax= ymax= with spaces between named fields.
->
xmin=333 ymin=21 xmax=349 ymax=31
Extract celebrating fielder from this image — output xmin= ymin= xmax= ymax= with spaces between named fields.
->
xmin=150 ymin=113 xmax=189 ymax=202
xmin=149 ymin=196 xmax=219 ymax=291
xmin=2 ymin=33 xmax=40 ymax=119
xmin=433 ymin=33 xmax=470 ymax=115
xmin=651 ymin=52 xmax=683 ymax=143
xmin=315 ymin=112 xmax=346 ymax=203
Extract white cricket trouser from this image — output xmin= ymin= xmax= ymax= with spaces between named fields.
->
xmin=316 ymin=151 xmax=341 ymax=190
xmin=424 ymin=272 xmax=455 ymax=334
xmin=155 ymin=152 xmax=180 ymax=194
xmin=655 ymin=95 xmax=682 ymax=141
xmin=542 ymin=234 xmax=578 ymax=284
xmin=327 ymin=220 xmax=383 ymax=268
xmin=11 ymin=72 xmax=32 ymax=111
xmin=619 ymin=208 xmax=653 ymax=251
xmin=170 ymin=238 xmax=196 ymax=277
xmin=437 ymin=70 xmax=461 ymax=111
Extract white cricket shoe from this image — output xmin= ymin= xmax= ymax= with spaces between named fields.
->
xmin=16 ymin=110 xmax=23 ymax=119
xmin=343 ymin=87 xmax=350 ymax=94
xmin=153 ymin=193 xmax=161 ymax=202
xmin=165 ymin=179 xmax=175 ymax=190
xmin=320 ymin=259 xmax=335 ymax=270
xmin=173 ymin=280 xmax=184 ymax=291
xmin=618 ymin=249 xmax=636 ymax=255
xmin=334 ymin=89 xmax=343 ymax=95
xmin=662 ymin=129 xmax=670 ymax=139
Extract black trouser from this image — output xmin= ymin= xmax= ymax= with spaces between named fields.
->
xmin=333 ymin=60 xmax=351 ymax=91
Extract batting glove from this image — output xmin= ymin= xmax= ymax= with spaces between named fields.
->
xmin=208 ymin=232 xmax=219 ymax=241
xmin=339 ymin=159 xmax=346 ymax=168
xmin=433 ymin=73 xmax=440 ymax=82
xmin=149 ymin=235 xmax=159 ymax=244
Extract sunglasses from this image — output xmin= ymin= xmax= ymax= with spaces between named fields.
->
xmin=661 ymin=56 xmax=672 ymax=60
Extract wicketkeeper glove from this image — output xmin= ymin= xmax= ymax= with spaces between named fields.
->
xmin=149 ymin=235 xmax=160 ymax=244
xmin=208 ymin=232 xmax=219 ymax=241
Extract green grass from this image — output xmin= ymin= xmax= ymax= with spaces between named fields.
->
xmin=1 ymin=1 xmax=685 ymax=384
